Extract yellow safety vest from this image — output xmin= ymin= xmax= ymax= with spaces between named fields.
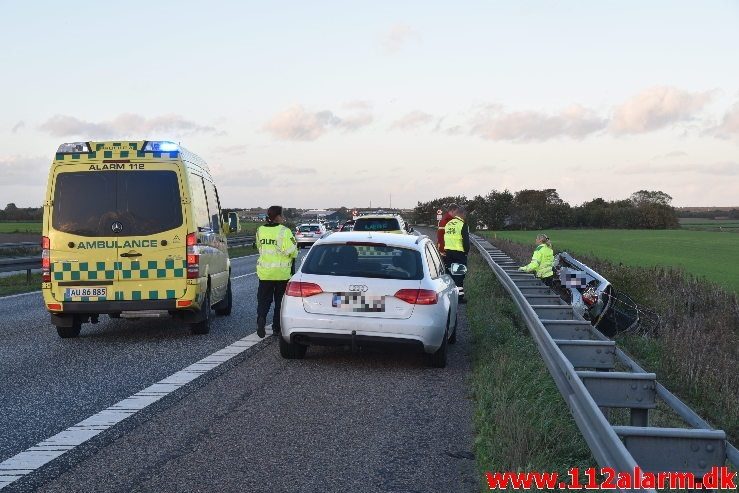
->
xmin=523 ymin=244 xmax=554 ymax=279
xmin=444 ymin=217 xmax=464 ymax=252
xmin=256 ymin=224 xmax=298 ymax=281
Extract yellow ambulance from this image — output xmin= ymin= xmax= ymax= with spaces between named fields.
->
xmin=41 ymin=141 xmax=231 ymax=337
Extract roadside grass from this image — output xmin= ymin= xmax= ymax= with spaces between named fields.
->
xmin=0 ymin=272 xmax=42 ymax=297
xmin=484 ymin=235 xmax=739 ymax=445
xmin=466 ymin=252 xmax=597 ymax=490
xmin=0 ymin=221 xmax=42 ymax=234
xmin=484 ymin=229 xmax=739 ymax=293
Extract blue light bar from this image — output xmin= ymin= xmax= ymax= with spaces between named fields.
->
xmin=143 ymin=141 xmax=179 ymax=152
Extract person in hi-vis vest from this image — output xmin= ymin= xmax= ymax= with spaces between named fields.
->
xmin=443 ymin=206 xmax=470 ymax=303
xmin=255 ymin=205 xmax=298 ymax=338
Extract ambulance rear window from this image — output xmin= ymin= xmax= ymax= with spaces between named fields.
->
xmin=52 ymin=170 xmax=182 ymax=237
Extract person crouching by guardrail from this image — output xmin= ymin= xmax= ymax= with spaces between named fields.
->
xmin=519 ymin=233 xmax=554 ymax=286
xmin=256 ymin=206 xmax=298 ymax=338
xmin=444 ymin=206 xmax=470 ymax=304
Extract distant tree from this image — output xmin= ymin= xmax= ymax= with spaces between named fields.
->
xmin=630 ymin=190 xmax=673 ymax=207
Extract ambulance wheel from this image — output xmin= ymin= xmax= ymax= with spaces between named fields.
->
xmin=191 ymin=289 xmax=212 ymax=335
xmin=279 ymin=336 xmax=307 ymax=359
xmin=56 ymin=319 xmax=81 ymax=339
xmin=214 ymin=280 xmax=232 ymax=316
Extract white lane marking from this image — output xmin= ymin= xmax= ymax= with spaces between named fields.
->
xmin=232 ymin=272 xmax=257 ymax=280
xmin=0 ymin=326 xmax=274 ymax=490
xmin=0 ymin=290 xmax=41 ymax=301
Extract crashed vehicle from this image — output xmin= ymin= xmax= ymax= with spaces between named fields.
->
xmin=553 ymin=252 xmax=640 ymax=337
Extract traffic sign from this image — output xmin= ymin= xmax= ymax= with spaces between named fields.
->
xmin=436 ymin=208 xmax=443 ymax=221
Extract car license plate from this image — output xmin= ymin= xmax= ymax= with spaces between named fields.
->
xmin=64 ymin=287 xmax=108 ymax=298
xmin=332 ymin=293 xmax=385 ymax=312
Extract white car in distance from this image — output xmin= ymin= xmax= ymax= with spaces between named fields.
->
xmin=295 ymin=223 xmax=327 ymax=248
xmin=279 ymin=232 xmax=460 ymax=367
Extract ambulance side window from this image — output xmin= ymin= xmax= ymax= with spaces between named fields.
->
xmin=203 ymin=180 xmax=221 ymax=234
xmin=189 ymin=174 xmax=210 ymax=231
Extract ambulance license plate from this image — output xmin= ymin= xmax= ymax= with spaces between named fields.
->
xmin=64 ymin=287 xmax=108 ymax=298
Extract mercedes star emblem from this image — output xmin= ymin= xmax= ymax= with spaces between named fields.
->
xmin=111 ymin=221 xmax=123 ymax=234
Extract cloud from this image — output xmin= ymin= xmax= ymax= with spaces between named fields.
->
xmin=11 ymin=121 xmax=25 ymax=133
xmin=390 ymin=111 xmax=434 ymax=130
xmin=610 ymin=86 xmax=713 ymax=134
xmin=0 ymin=155 xmax=49 ymax=186
xmin=618 ymin=161 xmax=739 ymax=176
xmin=38 ymin=113 xmax=218 ymax=138
xmin=342 ymin=100 xmax=373 ymax=111
xmin=282 ymin=165 xmax=317 ymax=175
xmin=469 ymin=104 xmax=607 ymax=142
xmin=381 ymin=24 xmax=419 ymax=54
xmin=707 ymin=101 xmax=739 ymax=140
xmin=263 ymin=105 xmax=372 ymax=141
xmin=212 ymin=144 xmax=249 ymax=155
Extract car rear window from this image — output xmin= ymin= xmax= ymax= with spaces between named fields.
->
xmin=299 ymin=225 xmax=321 ymax=232
xmin=302 ymin=243 xmax=423 ymax=280
xmin=52 ymin=170 xmax=183 ymax=237
xmin=353 ymin=218 xmax=400 ymax=231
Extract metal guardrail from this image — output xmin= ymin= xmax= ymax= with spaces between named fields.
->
xmin=471 ymin=235 xmax=736 ymax=491
xmin=226 ymin=234 xmax=255 ymax=248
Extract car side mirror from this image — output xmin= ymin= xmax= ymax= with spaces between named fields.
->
xmin=450 ymin=263 xmax=467 ymax=275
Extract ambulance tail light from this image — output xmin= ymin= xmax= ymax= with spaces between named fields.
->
xmin=41 ymin=236 xmax=51 ymax=282
xmin=186 ymin=233 xmax=199 ymax=279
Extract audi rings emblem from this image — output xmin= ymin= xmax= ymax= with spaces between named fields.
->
xmin=111 ymin=221 xmax=123 ymax=234
xmin=348 ymin=285 xmax=368 ymax=292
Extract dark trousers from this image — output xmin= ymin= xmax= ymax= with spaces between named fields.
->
xmin=444 ymin=250 xmax=468 ymax=293
xmin=257 ymin=280 xmax=287 ymax=329
xmin=541 ymin=275 xmax=554 ymax=287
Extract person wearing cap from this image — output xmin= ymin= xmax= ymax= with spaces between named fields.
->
xmin=519 ymin=233 xmax=555 ymax=286
xmin=443 ymin=205 xmax=470 ymax=303
xmin=436 ymin=203 xmax=459 ymax=256
xmin=255 ymin=205 xmax=298 ymax=338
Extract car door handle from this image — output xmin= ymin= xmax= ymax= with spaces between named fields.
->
xmin=120 ymin=251 xmax=142 ymax=258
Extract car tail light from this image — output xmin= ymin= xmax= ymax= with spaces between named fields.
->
xmin=286 ymin=281 xmax=323 ymax=298
xmin=186 ymin=232 xmax=199 ymax=279
xmin=47 ymin=303 xmax=62 ymax=311
xmin=41 ymin=236 xmax=51 ymax=282
xmin=394 ymin=289 xmax=438 ymax=305
xmin=177 ymin=300 xmax=192 ymax=307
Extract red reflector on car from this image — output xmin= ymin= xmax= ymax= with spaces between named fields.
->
xmin=394 ymin=289 xmax=438 ymax=305
xmin=47 ymin=303 xmax=62 ymax=311
xmin=177 ymin=300 xmax=192 ymax=307
xmin=286 ymin=281 xmax=323 ymax=297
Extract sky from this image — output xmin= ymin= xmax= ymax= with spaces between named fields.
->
xmin=1 ymin=0 xmax=738 ymax=209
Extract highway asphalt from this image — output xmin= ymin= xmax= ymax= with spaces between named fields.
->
xmin=0 ymin=249 xmax=477 ymax=492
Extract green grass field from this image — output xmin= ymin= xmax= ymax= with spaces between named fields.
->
xmin=678 ymin=218 xmax=739 ymax=232
xmin=483 ymin=229 xmax=739 ymax=292
xmin=0 ymin=221 xmax=42 ymax=233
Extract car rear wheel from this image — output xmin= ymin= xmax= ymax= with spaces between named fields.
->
xmin=279 ymin=336 xmax=307 ymax=359
xmin=429 ymin=327 xmax=448 ymax=368
xmin=214 ymin=279 xmax=232 ymax=316
xmin=448 ymin=313 xmax=458 ymax=345
xmin=190 ymin=287 xmax=212 ymax=335
xmin=56 ymin=317 xmax=81 ymax=338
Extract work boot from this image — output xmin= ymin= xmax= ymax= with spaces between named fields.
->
xmin=272 ymin=324 xmax=281 ymax=337
xmin=256 ymin=316 xmax=266 ymax=338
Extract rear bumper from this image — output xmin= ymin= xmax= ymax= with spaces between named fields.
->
xmin=51 ymin=300 xmax=177 ymax=313
xmin=289 ymin=331 xmax=425 ymax=350
xmin=280 ymin=300 xmax=447 ymax=353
